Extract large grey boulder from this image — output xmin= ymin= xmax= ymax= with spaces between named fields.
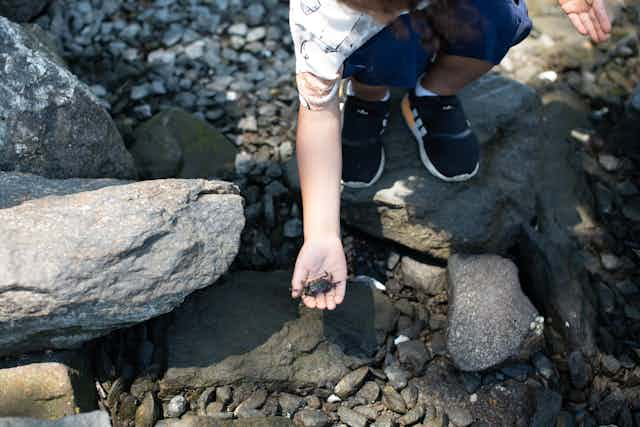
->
xmin=0 ymin=411 xmax=110 ymax=427
xmin=336 ymin=74 xmax=541 ymax=259
xmin=160 ymin=271 xmax=398 ymax=395
xmin=0 ymin=18 xmax=136 ymax=179
xmin=0 ymin=0 xmax=51 ymax=22
xmin=446 ymin=254 xmax=541 ymax=371
xmin=0 ymin=177 xmax=245 ymax=355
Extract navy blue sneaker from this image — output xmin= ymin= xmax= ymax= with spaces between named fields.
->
xmin=341 ymin=94 xmax=390 ymax=188
xmin=401 ymin=90 xmax=479 ymax=181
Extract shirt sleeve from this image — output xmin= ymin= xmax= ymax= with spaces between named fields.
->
xmin=295 ymin=69 xmax=341 ymax=111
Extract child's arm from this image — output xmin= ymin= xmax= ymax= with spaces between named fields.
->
xmin=290 ymin=97 xmax=347 ymax=310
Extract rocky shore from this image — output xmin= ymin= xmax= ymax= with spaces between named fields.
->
xmin=1 ymin=0 xmax=639 ymax=426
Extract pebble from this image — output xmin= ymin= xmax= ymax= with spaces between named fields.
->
xmin=601 ymin=253 xmax=622 ymax=271
xmin=356 ymin=381 xmax=380 ymax=404
xmin=334 ymin=367 xmax=369 ymax=399
xmin=167 ymin=395 xmax=187 ymax=418
xmin=400 ymin=384 xmax=418 ymax=409
xmin=238 ymin=115 xmax=258 ymax=132
xmin=598 ymin=154 xmax=621 ymax=172
xmin=446 ymin=407 xmax=473 ymax=427
xmin=532 ymin=352 xmax=556 ymax=380
xmin=294 ymin=408 xmax=330 ymax=427
xmin=600 ymin=354 xmax=621 ymax=376
xmin=228 ymin=22 xmax=248 ymax=36
xmin=568 ymin=350 xmax=591 ymax=389
xmin=538 ymin=70 xmax=558 ymax=82
xmin=381 ymin=385 xmax=407 ymax=414
xmin=396 ymin=340 xmax=431 ymax=374
xmin=384 ymin=365 xmax=410 ymax=390
xmin=247 ymin=27 xmax=267 ymax=42
xmin=278 ymin=393 xmax=305 ymax=417
xmin=216 ymin=385 xmax=233 ymax=404
xmin=338 ymin=406 xmax=368 ymax=427
xmin=327 ymin=394 xmax=342 ymax=403
xmin=397 ymin=404 xmax=424 ymax=425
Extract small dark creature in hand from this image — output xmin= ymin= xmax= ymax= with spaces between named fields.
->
xmin=290 ymin=270 xmax=341 ymax=298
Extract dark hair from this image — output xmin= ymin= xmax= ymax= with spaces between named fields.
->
xmin=338 ymin=0 xmax=479 ymax=55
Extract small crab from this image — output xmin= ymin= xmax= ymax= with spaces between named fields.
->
xmin=290 ymin=270 xmax=341 ymax=298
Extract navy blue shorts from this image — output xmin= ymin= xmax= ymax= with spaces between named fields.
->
xmin=342 ymin=0 xmax=532 ymax=87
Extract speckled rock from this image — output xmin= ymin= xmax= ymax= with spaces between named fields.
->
xmin=446 ymin=254 xmax=540 ymax=371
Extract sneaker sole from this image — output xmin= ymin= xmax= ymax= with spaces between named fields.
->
xmin=401 ymin=94 xmax=479 ymax=183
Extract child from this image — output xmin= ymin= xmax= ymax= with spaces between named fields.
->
xmin=289 ymin=0 xmax=611 ymax=310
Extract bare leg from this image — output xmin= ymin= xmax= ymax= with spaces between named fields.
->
xmin=419 ymin=54 xmax=494 ymax=95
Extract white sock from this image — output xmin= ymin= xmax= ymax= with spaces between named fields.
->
xmin=415 ymin=77 xmax=439 ymax=97
xmin=347 ymin=79 xmax=390 ymax=102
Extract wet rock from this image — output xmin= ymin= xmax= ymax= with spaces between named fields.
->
xmin=600 ymin=354 xmax=621 ymax=376
xmin=531 ymin=352 xmax=556 ymax=380
xmin=595 ymin=388 xmax=626 ymax=425
xmin=0 ymin=178 xmax=244 ymax=355
xmin=400 ymin=257 xmax=447 ymax=296
xmin=129 ymin=108 xmax=237 ymax=179
xmin=339 ymin=75 xmax=541 ymax=258
xmin=446 ymin=254 xmax=540 ymax=371
xmin=0 ymin=18 xmax=136 ymax=179
xmin=0 ymin=411 xmax=111 ymax=427
xmin=160 ymin=271 xmax=397 ymax=393
xmin=334 ymin=367 xmax=369 ymax=399
xmin=0 ymin=362 xmax=94 ymax=418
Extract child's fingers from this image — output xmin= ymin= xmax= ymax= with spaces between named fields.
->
xmin=593 ymin=0 xmax=611 ymax=33
xmin=579 ymin=12 xmax=598 ymax=41
xmin=302 ymin=294 xmax=316 ymax=308
xmin=291 ymin=264 xmax=308 ymax=298
xmin=316 ymin=293 xmax=327 ymax=310
xmin=568 ymin=13 xmax=587 ymax=35
xmin=326 ymin=288 xmax=337 ymax=310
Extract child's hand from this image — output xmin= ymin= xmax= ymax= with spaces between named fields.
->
xmin=291 ymin=235 xmax=347 ymax=310
xmin=559 ymin=0 xmax=611 ymax=43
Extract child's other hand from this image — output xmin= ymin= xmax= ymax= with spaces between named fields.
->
xmin=291 ymin=235 xmax=347 ymax=310
xmin=559 ymin=0 xmax=611 ymax=43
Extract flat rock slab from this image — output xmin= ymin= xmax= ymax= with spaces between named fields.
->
xmin=0 ymin=18 xmax=136 ymax=179
xmin=410 ymin=358 xmax=536 ymax=425
xmin=338 ymin=74 xmax=541 ymax=258
xmin=0 ymin=411 xmax=110 ymax=427
xmin=446 ymin=254 xmax=539 ymax=371
xmin=0 ymin=178 xmax=244 ymax=355
xmin=160 ymin=271 xmax=398 ymax=395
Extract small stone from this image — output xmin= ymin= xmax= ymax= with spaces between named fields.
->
xmin=396 ymin=340 xmax=430 ymax=374
xmin=216 ymin=385 xmax=233 ymax=404
xmin=233 ymin=388 xmax=267 ymax=417
xmin=500 ymin=363 xmax=530 ymax=382
xmin=532 ymin=352 xmax=556 ymax=379
xmin=538 ymin=70 xmax=558 ymax=82
xmin=283 ymin=218 xmax=303 ymax=238
xmin=598 ymin=154 xmax=621 ymax=172
xmin=469 ymin=393 xmax=478 ymax=403
xmin=265 ymin=180 xmax=288 ymax=197
xmin=206 ymin=401 xmax=225 ymax=415
xmin=601 ymin=253 xmax=622 ymax=271
xmin=382 ymin=385 xmax=407 ymax=414
xmin=400 ymin=384 xmax=418 ymax=409
xmin=228 ymin=23 xmax=248 ymax=36
xmin=460 ymin=371 xmax=481 ymax=393
xmin=131 ymin=83 xmax=151 ymax=100
xmin=338 ymin=406 xmax=368 ymax=427
xmin=235 ymin=152 xmax=255 ymax=175
xmin=397 ymin=404 xmax=424 ymax=425
xmin=305 ymin=395 xmax=322 ymax=409
xmin=246 ymin=27 xmax=267 ymax=42
xmin=356 ymin=381 xmax=380 ymax=403
xmin=384 ymin=365 xmax=410 ymax=390
xmin=335 ymin=366 xmax=369 ymax=399
xmin=162 ymin=26 xmax=183 ymax=46
xmin=600 ymin=354 xmax=621 ymax=376
xmin=197 ymin=387 xmax=216 ymax=415
xmin=294 ymin=408 xmax=330 ymax=427
xmin=238 ymin=115 xmax=258 ymax=132
xmin=446 ymin=407 xmax=473 ymax=426
xmin=167 ymin=395 xmax=187 ymax=418
xmin=327 ymin=394 xmax=342 ymax=403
